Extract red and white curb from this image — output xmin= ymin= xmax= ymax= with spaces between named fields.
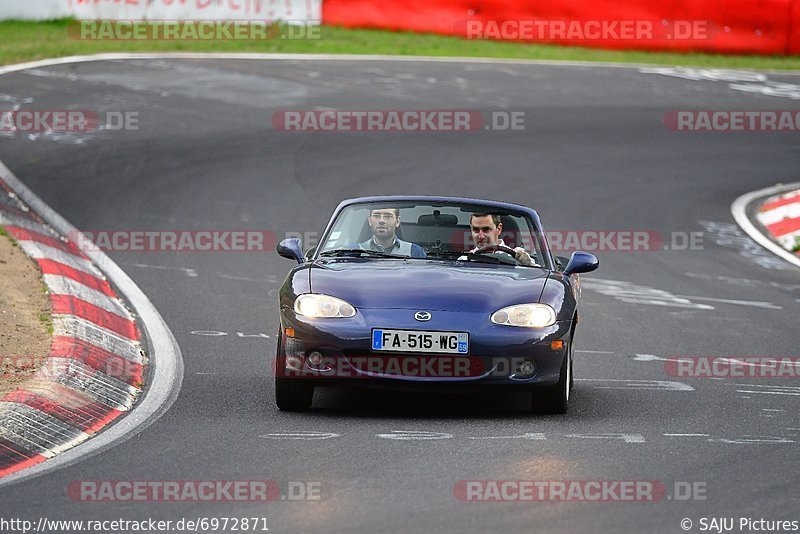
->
xmin=732 ymin=182 xmax=800 ymax=269
xmin=0 ymin=162 xmax=182 ymax=487
xmin=0 ymin=179 xmax=148 ymax=477
xmin=755 ymin=189 xmax=800 ymax=255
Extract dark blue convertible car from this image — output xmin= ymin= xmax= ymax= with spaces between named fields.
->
xmin=275 ymin=196 xmax=598 ymax=414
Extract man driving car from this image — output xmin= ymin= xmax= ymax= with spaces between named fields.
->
xmin=469 ymin=213 xmax=535 ymax=266
xmin=358 ymin=207 xmax=427 ymax=258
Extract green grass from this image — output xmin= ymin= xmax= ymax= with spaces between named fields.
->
xmin=39 ymin=313 xmax=53 ymax=335
xmin=0 ymin=226 xmax=18 ymax=247
xmin=1 ymin=19 xmax=799 ymax=70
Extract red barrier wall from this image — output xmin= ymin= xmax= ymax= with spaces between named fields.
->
xmin=323 ymin=0 xmax=798 ymax=55
xmin=790 ymin=0 xmax=800 ymax=54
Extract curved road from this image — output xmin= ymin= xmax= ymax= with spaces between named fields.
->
xmin=1 ymin=56 xmax=799 ymax=533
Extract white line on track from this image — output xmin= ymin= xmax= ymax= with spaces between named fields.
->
xmin=0 ymin=53 xmax=798 ymax=79
xmin=726 ymin=384 xmax=800 ymax=396
xmin=737 ymin=390 xmax=800 ymax=396
xmin=576 ymin=379 xmax=694 ymax=391
xmin=124 ymin=262 xmax=199 ymax=278
xmin=468 ymin=433 xmax=546 ymax=440
xmin=633 ymin=353 xmax=672 ymax=362
xmin=260 ymin=432 xmax=340 ymax=440
xmin=673 ymin=295 xmax=783 ymax=309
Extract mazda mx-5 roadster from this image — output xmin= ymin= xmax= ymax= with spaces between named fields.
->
xmin=274 ymin=196 xmax=598 ymax=414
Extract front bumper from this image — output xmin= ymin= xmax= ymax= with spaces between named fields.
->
xmin=277 ymin=307 xmax=571 ymax=388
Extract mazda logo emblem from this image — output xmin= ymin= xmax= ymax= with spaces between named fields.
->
xmin=414 ymin=311 xmax=431 ymax=321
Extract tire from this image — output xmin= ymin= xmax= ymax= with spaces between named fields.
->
xmin=569 ymin=338 xmax=575 ymax=390
xmin=274 ymin=334 xmax=314 ymax=411
xmin=531 ymin=338 xmax=571 ymax=415
xmin=275 ymin=376 xmax=314 ymax=411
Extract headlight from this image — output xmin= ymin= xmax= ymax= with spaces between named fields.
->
xmin=491 ymin=304 xmax=556 ymax=327
xmin=294 ymin=294 xmax=356 ymax=318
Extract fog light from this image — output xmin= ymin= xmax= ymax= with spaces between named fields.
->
xmin=516 ymin=359 xmax=535 ymax=377
xmin=307 ymin=351 xmax=324 ymax=366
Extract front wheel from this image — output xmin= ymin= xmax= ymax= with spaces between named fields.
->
xmin=275 ymin=376 xmax=314 ymax=411
xmin=274 ymin=334 xmax=314 ymax=411
xmin=531 ymin=340 xmax=571 ymax=415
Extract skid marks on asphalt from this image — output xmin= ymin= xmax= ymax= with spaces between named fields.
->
xmin=698 ymin=220 xmax=796 ymax=271
xmin=632 ymin=352 xmax=800 ymax=424
xmin=582 ymin=278 xmax=784 ymax=310
xmin=638 ymin=67 xmax=800 ymax=99
xmin=583 ymin=278 xmax=713 ymax=309
xmin=683 ymin=272 xmax=800 ymax=293
xmin=123 ymin=262 xmax=282 ymax=297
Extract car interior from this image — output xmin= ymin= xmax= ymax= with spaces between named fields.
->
xmin=352 ymin=208 xmax=537 ymax=256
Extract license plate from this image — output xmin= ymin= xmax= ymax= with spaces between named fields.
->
xmin=371 ymin=329 xmax=469 ymax=354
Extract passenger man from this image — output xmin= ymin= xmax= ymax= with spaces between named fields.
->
xmin=358 ymin=208 xmax=427 ymax=258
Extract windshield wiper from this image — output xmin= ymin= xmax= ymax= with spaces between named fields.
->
xmin=319 ymin=248 xmax=406 ymax=259
xmin=426 ymin=251 xmax=515 ymax=265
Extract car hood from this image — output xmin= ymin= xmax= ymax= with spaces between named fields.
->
xmin=308 ymin=259 xmax=549 ymax=311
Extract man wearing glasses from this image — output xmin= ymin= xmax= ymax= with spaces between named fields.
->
xmin=358 ymin=208 xmax=427 ymax=258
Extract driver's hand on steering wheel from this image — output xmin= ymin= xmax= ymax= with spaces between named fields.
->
xmin=513 ymin=247 xmax=534 ymax=266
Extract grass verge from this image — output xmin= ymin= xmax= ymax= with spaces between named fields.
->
xmin=0 ymin=19 xmax=799 ymax=70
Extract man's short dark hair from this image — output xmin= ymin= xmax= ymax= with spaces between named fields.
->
xmin=470 ymin=213 xmax=501 ymax=227
xmin=370 ymin=208 xmax=400 ymax=217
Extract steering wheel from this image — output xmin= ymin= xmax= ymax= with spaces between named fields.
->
xmin=473 ymin=244 xmax=518 ymax=256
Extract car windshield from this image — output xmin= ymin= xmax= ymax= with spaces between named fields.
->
xmin=316 ymin=201 xmax=547 ymax=267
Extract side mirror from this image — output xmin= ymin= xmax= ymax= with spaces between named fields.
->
xmin=563 ymin=251 xmax=599 ymax=276
xmin=277 ymin=238 xmax=304 ymax=264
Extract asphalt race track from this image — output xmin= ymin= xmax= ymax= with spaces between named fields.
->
xmin=1 ymin=56 xmax=800 ymax=533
